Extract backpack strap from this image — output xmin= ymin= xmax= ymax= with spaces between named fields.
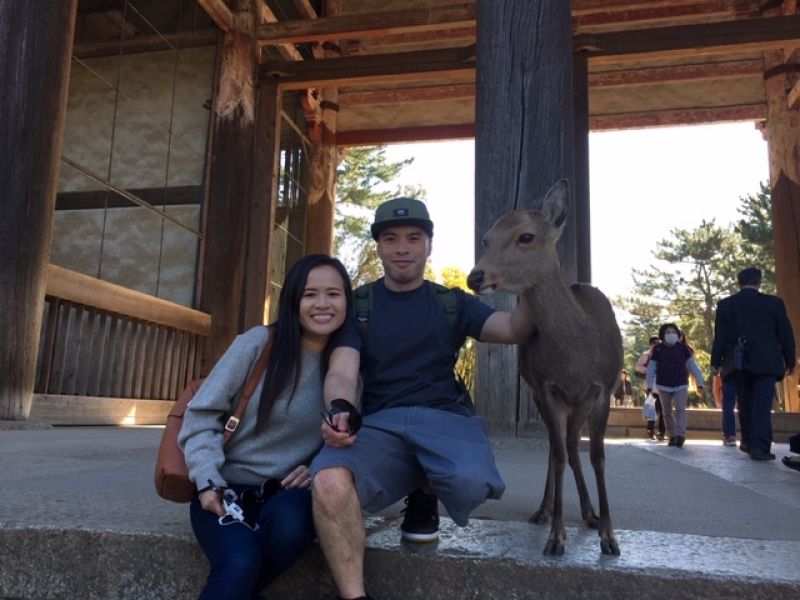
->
xmin=354 ymin=283 xmax=373 ymax=342
xmin=222 ymin=325 xmax=274 ymax=443
xmin=431 ymin=282 xmax=460 ymax=360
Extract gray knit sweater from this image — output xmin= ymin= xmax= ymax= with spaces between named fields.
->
xmin=178 ymin=326 xmax=324 ymax=489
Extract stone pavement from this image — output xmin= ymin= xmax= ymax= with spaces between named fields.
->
xmin=1 ymin=426 xmax=799 ymax=599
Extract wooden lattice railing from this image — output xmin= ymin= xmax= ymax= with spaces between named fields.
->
xmin=32 ymin=265 xmax=211 ymax=424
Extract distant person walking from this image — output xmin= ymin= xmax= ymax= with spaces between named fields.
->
xmin=635 ymin=335 xmax=665 ymax=440
xmin=646 ymin=323 xmax=705 ymax=448
xmin=711 ymin=267 xmax=796 ymax=461
xmin=613 ymin=369 xmax=633 ymax=407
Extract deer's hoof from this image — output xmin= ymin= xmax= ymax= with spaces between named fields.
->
xmin=528 ymin=509 xmax=551 ymax=525
xmin=543 ymin=539 xmax=565 ymax=556
xmin=601 ymin=538 xmax=620 ymax=556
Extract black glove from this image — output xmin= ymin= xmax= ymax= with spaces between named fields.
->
xmin=324 ymin=399 xmax=363 ymax=435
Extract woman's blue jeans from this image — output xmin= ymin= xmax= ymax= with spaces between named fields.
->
xmin=190 ymin=484 xmax=315 ymax=600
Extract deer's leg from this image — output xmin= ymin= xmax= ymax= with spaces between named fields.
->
xmin=529 ymin=444 xmax=554 ymax=525
xmin=537 ymin=384 xmax=568 ymax=556
xmin=566 ymin=405 xmax=599 ymax=529
xmin=586 ymin=386 xmax=620 ymax=556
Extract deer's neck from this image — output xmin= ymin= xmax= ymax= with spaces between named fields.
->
xmin=522 ymin=273 xmax=584 ymax=334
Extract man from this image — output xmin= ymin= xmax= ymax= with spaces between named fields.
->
xmin=711 ymin=267 xmax=795 ymax=461
xmin=311 ymin=197 xmax=536 ymax=600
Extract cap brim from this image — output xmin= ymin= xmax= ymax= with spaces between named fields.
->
xmin=371 ymin=219 xmax=433 ymax=240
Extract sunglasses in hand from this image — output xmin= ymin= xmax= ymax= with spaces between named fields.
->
xmin=320 ymin=398 xmax=363 ymax=435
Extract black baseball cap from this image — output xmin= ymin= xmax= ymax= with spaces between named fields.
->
xmin=370 ymin=197 xmax=434 ymax=240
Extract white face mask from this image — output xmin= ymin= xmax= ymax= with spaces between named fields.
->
xmin=664 ymin=333 xmax=679 ymax=345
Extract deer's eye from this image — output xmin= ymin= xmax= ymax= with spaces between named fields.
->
xmin=518 ymin=233 xmax=535 ymax=244
xmin=482 ymin=238 xmax=488 ymax=248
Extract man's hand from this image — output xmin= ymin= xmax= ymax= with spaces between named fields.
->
xmin=199 ymin=489 xmax=225 ymax=516
xmin=321 ymin=412 xmax=357 ymax=448
xmin=282 ymin=465 xmax=311 ymax=489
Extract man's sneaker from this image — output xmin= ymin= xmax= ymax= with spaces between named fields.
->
xmin=400 ymin=488 xmax=440 ymax=543
xmin=723 ymin=436 xmax=737 ymax=446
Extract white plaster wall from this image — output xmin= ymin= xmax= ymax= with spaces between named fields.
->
xmin=52 ymin=46 xmax=215 ymax=307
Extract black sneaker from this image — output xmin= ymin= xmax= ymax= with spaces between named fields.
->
xmin=400 ymin=488 xmax=440 ymax=543
xmin=667 ymin=436 xmax=677 ymax=446
xmin=675 ymin=435 xmax=685 ymax=448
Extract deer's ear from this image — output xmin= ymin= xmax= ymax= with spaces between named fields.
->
xmin=541 ymin=179 xmax=570 ymax=235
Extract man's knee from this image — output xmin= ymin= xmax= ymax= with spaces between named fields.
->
xmin=312 ymin=466 xmax=355 ymax=511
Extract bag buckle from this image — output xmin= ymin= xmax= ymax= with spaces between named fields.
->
xmin=224 ymin=416 xmax=240 ymax=432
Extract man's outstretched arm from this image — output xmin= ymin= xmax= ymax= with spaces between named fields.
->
xmin=478 ymin=295 xmax=536 ymax=344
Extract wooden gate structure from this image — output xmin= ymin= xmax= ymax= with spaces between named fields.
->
xmin=1 ymin=0 xmax=799 ymax=430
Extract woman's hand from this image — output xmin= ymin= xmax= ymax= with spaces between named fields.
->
xmin=281 ymin=465 xmax=311 ymax=489
xmin=199 ymin=489 xmax=225 ymax=516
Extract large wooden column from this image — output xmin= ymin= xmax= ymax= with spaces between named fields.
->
xmin=474 ymin=0 xmax=575 ymax=435
xmin=199 ymin=0 xmax=260 ymax=368
xmin=242 ymin=82 xmax=282 ymax=328
xmin=763 ymin=42 xmax=800 ymax=411
xmin=305 ymin=0 xmax=342 ymax=256
xmin=0 ymin=1 xmax=77 ymax=420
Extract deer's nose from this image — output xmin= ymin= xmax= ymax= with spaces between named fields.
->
xmin=467 ymin=270 xmax=484 ymax=292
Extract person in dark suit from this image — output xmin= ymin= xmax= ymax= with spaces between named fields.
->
xmin=711 ymin=268 xmax=796 ymax=461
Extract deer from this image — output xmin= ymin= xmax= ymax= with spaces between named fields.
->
xmin=467 ymin=179 xmax=622 ymax=556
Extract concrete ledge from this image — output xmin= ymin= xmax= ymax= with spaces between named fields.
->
xmin=3 ymin=517 xmax=799 ymax=600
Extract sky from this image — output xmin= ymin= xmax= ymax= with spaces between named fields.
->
xmin=382 ymin=122 xmax=770 ymax=304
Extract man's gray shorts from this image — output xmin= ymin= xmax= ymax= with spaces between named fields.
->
xmin=310 ymin=405 xmax=505 ymax=526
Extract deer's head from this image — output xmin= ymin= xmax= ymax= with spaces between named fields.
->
xmin=467 ymin=179 xmax=570 ymax=295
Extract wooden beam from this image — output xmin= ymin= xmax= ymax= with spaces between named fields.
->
xmin=574 ymin=1 xmax=730 ymax=30
xmin=291 ymin=0 xmax=318 ymax=19
xmin=338 ymin=59 xmax=763 ymax=107
xmin=261 ymin=46 xmax=474 ymax=89
xmin=339 ymin=83 xmax=475 ymax=106
xmin=30 ymin=394 xmax=173 ymax=426
xmin=788 ymin=78 xmax=800 ymax=110
xmin=73 ymin=29 xmax=218 ymax=58
xmin=571 ymin=0 xmax=721 ymax=14
xmin=590 ymin=59 xmax=764 ymax=87
xmin=336 ymin=124 xmax=475 ymax=146
xmin=257 ymin=2 xmax=476 ymax=45
xmin=46 ymin=264 xmax=211 ymax=335
xmin=257 ymin=0 xmax=304 ymax=61
xmin=590 ymin=103 xmax=767 ymax=130
xmin=576 ymin=14 xmax=800 ymax=63
xmin=197 ymin=0 xmax=234 ymax=32
xmin=56 ymin=185 xmax=202 ymax=210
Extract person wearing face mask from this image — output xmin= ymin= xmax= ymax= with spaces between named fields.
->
xmin=645 ymin=323 xmax=705 ymax=448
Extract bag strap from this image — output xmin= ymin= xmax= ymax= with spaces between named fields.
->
xmin=222 ymin=325 xmax=275 ymax=443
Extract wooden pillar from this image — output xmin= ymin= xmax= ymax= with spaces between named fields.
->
xmin=305 ymin=0 xmax=342 ymax=256
xmin=763 ymin=43 xmax=800 ymax=411
xmin=0 ymin=1 xmax=77 ymax=420
xmin=574 ymin=52 xmax=592 ymax=284
xmin=474 ymin=0 xmax=575 ymax=435
xmin=198 ymin=0 xmax=259 ymax=369
xmin=242 ymin=82 xmax=282 ymax=328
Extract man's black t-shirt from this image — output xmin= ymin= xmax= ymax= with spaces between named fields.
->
xmin=334 ymin=279 xmax=495 ymax=416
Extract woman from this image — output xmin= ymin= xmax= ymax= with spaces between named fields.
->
xmin=645 ymin=323 xmax=704 ymax=448
xmin=178 ymin=254 xmax=352 ymax=599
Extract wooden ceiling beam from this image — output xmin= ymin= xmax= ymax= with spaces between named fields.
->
xmin=574 ymin=1 xmax=730 ymax=30
xmin=337 ymin=59 xmax=763 ymax=107
xmin=260 ymin=46 xmax=475 ymax=89
xmin=291 ymin=0 xmax=318 ymax=20
xmin=336 ymin=124 xmax=475 ymax=146
xmin=72 ymin=29 xmax=218 ymax=58
xmin=571 ymin=0 xmax=721 ymax=15
xmin=257 ymin=3 xmax=476 ymax=45
xmin=257 ymin=0 xmax=304 ymax=61
xmin=197 ymin=0 xmax=234 ymax=32
xmin=590 ymin=103 xmax=767 ymax=130
xmin=576 ymin=14 xmax=800 ymax=63
xmin=339 ymin=84 xmax=476 ymax=106
xmin=590 ymin=58 xmax=763 ymax=87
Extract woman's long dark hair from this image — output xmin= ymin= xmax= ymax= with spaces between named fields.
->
xmin=256 ymin=254 xmax=353 ymax=431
